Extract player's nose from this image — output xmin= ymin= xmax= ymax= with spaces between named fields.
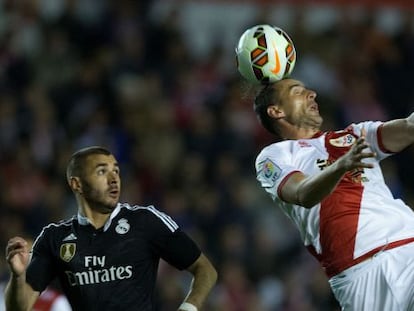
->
xmin=307 ymin=89 xmax=317 ymax=100
xmin=108 ymin=172 xmax=119 ymax=184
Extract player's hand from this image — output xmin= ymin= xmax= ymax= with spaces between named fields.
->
xmin=5 ymin=237 xmax=31 ymax=277
xmin=337 ymin=131 xmax=376 ymax=172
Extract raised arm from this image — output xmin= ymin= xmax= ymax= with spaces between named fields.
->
xmin=280 ymin=135 xmax=376 ymax=208
xmin=178 ymin=253 xmax=217 ymax=311
xmin=5 ymin=237 xmax=40 ymax=311
xmin=380 ymin=112 xmax=414 ymax=153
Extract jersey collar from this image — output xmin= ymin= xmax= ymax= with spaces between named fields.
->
xmin=77 ymin=203 xmax=122 ymax=232
xmin=311 ymin=130 xmax=324 ymax=138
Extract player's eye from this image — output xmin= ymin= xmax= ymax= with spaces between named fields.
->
xmin=97 ymin=169 xmax=106 ymax=175
xmin=293 ymin=87 xmax=304 ymax=95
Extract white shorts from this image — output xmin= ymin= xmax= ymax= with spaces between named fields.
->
xmin=329 ymin=242 xmax=414 ymax=311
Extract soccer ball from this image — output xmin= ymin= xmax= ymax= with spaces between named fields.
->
xmin=235 ymin=24 xmax=296 ymax=85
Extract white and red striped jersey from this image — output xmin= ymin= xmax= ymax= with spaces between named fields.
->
xmin=255 ymin=121 xmax=414 ymax=277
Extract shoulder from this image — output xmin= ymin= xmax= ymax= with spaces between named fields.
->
xmin=33 ymin=217 xmax=75 ymax=245
xmin=40 ymin=217 xmax=74 ymax=234
xmin=345 ymin=121 xmax=383 ymax=136
xmin=255 ymin=141 xmax=296 ymax=165
xmin=119 ymin=203 xmax=179 ymax=232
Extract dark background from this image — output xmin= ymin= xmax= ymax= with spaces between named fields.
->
xmin=0 ymin=1 xmax=413 ymax=310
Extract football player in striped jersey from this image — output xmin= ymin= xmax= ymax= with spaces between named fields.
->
xmin=254 ymin=78 xmax=414 ymax=310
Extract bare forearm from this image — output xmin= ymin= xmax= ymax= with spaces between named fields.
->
xmin=295 ymin=161 xmax=347 ymax=208
xmin=381 ymin=113 xmax=414 ymax=153
xmin=281 ymin=135 xmax=375 ymax=208
xmin=182 ymin=254 xmax=217 ymax=310
xmin=183 ymin=274 xmax=216 ymax=309
xmin=5 ymin=275 xmax=32 ymax=311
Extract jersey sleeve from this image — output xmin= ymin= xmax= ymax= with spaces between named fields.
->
xmin=26 ymin=227 xmax=58 ymax=292
xmin=144 ymin=206 xmax=201 ymax=270
xmin=255 ymin=142 xmax=300 ymax=201
xmin=348 ymin=121 xmax=393 ymax=160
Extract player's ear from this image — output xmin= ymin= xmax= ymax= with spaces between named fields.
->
xmin=69 ymin=177 xmax=82 ymax=194
xmin=267 ymin=105 xmax=285 ymax=120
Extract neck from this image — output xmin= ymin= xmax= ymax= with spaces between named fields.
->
xmin=77 ymin=198 xmax=112 ymax=229
xmin=280 ymin=126 xmax=320 ymax=140
xmin=276 ymin=113 xmax=323 ymax=140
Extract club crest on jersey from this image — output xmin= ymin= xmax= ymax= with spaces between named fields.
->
xmin=258 ymin=158 xmax=281 ymax=187
xmin=329 ymin=134 xmax=356 ymax=147
xmin=60 ymin=243 xmax=76 ymax=262
xmin=115 ymin=218 xmax=130 ymax=234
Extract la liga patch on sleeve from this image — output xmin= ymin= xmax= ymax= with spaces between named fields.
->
xmin=257 ymin=158 xmax=282 ymax=187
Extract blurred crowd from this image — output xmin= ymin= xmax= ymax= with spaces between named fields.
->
xmin=0 ymin=1 xmax=413 ymax=310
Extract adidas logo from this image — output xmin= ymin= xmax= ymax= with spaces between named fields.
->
xmin=63 ymin=233 xmax=77 ymax=241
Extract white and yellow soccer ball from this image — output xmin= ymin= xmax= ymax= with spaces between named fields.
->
xmin=235 ymin=24 xmax=296 ymax=85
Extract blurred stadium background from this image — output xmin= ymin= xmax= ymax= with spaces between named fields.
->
xmin=0 ymin=0 xmax=413 ymax=310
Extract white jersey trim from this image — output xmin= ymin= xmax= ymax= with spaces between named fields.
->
xmin=121 ymin=203 xmax=179 ymax=232
xmin=32 ymin=218 xmax=74 ymax=250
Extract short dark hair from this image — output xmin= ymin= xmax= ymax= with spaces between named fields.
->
xmin=66 ymin=146 xmax=112 ymax=183
xmin=253 ymin=84 xmax=278 ymax=135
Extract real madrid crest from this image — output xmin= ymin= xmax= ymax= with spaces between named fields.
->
xmin=115 ymin=218 xmax=130 ymax=234
xmin=60 ymin=243 xmax=76 ymax=262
